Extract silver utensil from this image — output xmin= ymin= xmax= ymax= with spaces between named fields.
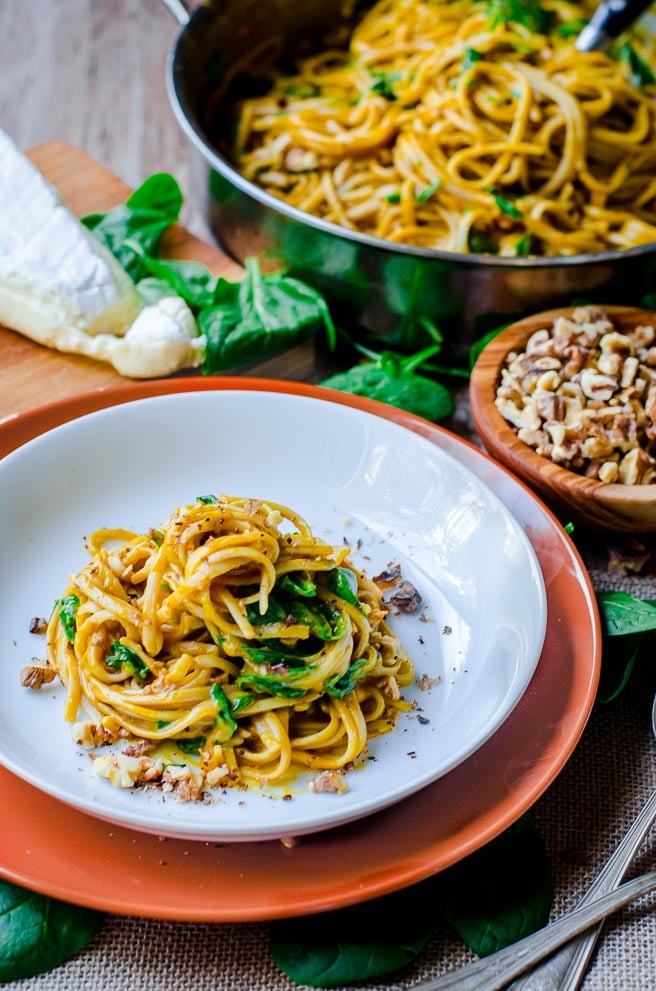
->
xmin=413 ymin=871 xmax=656 ymax=991
xmin=576 ymin=0 xmax=653 ymax=51
xmin=508 ymin=695 xmax=656 ymax=991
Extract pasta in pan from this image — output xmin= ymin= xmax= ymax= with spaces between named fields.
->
xmin=46 ymin=495 xmax=414 ymax=797
xmin=230 ymin=0 xmax=656 ymax=256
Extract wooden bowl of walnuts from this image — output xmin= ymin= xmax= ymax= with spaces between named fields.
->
xmin=469 ymin=304 xmax=656 ymax=532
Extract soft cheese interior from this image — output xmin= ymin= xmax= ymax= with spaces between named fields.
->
xmin=0 ymin=130 xmax=204 ymax=378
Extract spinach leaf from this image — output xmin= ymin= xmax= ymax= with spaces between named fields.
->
xmin=416 ymin=178 xmax=441 ymax=203
xmin=245 ymin=596 xmax=288 ymax=626
xmin=462 ymin=47 xmax=483 ymax=73
xmin=321 ymin=345 xmax=454 ymax=422
xmin=82 ymin=173 xmax=183 ymax=281
xmin=325 ymin=656 xmax=371 ymax=698
xmin=615 ymin=41 xmax=655 ymax=88
xmin=439 ymin=814 xmax=552 ymax=956
xmin=270 ymin=880 xmax=434 ymax=987
xmin=468 ymin=229 xmax=499 ymax=254
xmin=173 ymin=736 xmax=206 ymax=754
xmin=493 ymin=194 xmax=522 ymax=220
xmin=105 ymin=642 xmax=150 ymax=680
xmin=469 ymin=323 xmax=511 ymax=369
xmin=598 ymin=632 xmax=641 ymax=703
xmin=514 ymin=234 xmax=533 ymax=257
xmin=370 ymin=70 xmax=402 ymax=100
xmin=196 ymin=494 xmax=218 ymax=505
xmin=327 ymin=567 xmax=361 ymax=608
xmin=278 ymin=573 xmax=317 ymax=597
xmin=201 ymin=258 xmax=336 ymax=372
xmin=135 ymin=276 xmax=179 ymax=305
xmin=134 ymin=252 xmax=219 ymax=308
xmin=0 ymin=879 xmax=104 ymax=981
xmin=487 ymin=0 xmax=551 ymax=33
xmin=236 ymin=674 xmax=308 ymax=699
xmin=56 ymin=594 xmax=80 ymax=643
xmin=596 ymin=591 xmax=656 ymax=636
xmin=211 ymin=682 xmax=238 ymax=738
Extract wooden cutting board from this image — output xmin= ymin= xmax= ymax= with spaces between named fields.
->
xmin=0 ymin=142 xmax=319 ymax=422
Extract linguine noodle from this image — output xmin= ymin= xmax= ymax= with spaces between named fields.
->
xmin=230 ymin=0 xmax=656 ymax=256
xmin=47 ymin=495 xmax=413 ymax=794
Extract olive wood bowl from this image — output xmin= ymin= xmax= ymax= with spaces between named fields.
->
xmin=469 ymin=305 xmax=656 ymax=533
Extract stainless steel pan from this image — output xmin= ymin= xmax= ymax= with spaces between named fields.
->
xmin=162 ymin=0 xmax=656 ymax=348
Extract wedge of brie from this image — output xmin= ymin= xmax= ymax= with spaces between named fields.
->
xmin=0 ymin=129 xmax=204 ymax=378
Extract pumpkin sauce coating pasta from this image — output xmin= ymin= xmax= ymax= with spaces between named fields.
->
xmin=46 ymin=495 xmax=414 ymax=800
xmin=230 ymin=0 xmax=656 ymax=256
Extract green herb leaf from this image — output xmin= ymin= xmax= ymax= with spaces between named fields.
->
xmin=553 ymin=18 xmax=588 ymax=37
xmin=597 ymin=591 xmax=656 ymax=636
xmin=196 ymin=494 xmax=218 ymax=504
xmin=134 ymin=252 xmax=219 ymax=308
xmin=210 ymin=682 xmax=239 ymax=738
xmin=487 ymin=0 xmax=551 ymax=33
xmin=384 ymin=191 xmax=401 ymax=203
xmin=0 ymin=878 xmax=104 ymax=981
xmin=370 ymin=70 xmax=402 ymax=100
xmin=278 ymin=573 xmax=317 ymax=598
xmin=598 ymin=633 xmax=641 ymax=703
xmin=173 ymin=736 xmax=206 ymax=754
xmin=201 ymin=258 xmax=336 ymax=372
xmin=105 ymin=642 xmax=150 ymax=680
xmin=440 ymin=815 xmax=552 ymax=956
xmin=270 ymin=881 xmax=434 ymax=987
xmin=514 ymin=234 xmax=533 ymax=257
xmin=236 ymin=674 xmax=308 ymax=699
xmin=468 ymin=229 xmax=499 ymax=254
xmin=325 ymin=656 xmax=371 ymax=698
xmin=322 ymin=346 xmax=454 ymax=422
xmin=493 ymin=194 xmax=523 ymax=220
xmin=327 ymin=567 xmax=361 ymax=608
xmin=469 ymin=322 xmax=511 ymax=369
xmin=462 ymin=47 xmax=483 ymax=73
xmin=231 ymin=693 xmax=255 ymax=714
xmin=57 ymin=594 xmax=80 ymax=642
xmin=82 ymin=173 xmax=183 ymax=281
xmin=283 ymin=81 xmax=320 ymax=98
xmin=615 ymin=41 xmax=655 ymax=88
xmin=416 ymin=178 xmax=441 ymax=204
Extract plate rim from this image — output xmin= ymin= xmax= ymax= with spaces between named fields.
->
xmin=0 ymin=388 xmax=547 ymax=842
xmin=0 ymin=376 xmax=601 ymax=921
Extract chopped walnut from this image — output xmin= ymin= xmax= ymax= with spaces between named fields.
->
xmin=495 ymin=309 xmax=656 ymax=484
xmin=28 ymin=616 xmax=48 ymax=634
xmin=309 ymin=769 xmax=348 ymax=794
xmin=19 ymin=664 xmax=56 ymax=689
xmin=387 ymin=581 xmax=422 ymax=612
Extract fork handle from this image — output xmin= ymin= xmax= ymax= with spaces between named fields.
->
xmin=507 ymin=790 xmax=656 ymax=990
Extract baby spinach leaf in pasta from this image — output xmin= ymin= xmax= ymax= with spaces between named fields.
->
xmin=173 ymin=736 xmax=206 ymax=754
xmin=105 ymin=642 xmax=150 ymax=680
xmin=0 ymin=878 xmax=104 ymax=981
xmin=201 ymin=258 xmax=336 ymax=372
xmin=327 ymin=568 xmax=361 ymax=609
xmin=321 ymin=345 xmax=454 ymax=422
xmin=210 ymin=682 xmax=239 ymax=737
xmin=82 ymin=173 xmax=183 ymax=281
xmin=493 ymin=194 xmax=523 ymax=220
xmin=278 ymin=573 xmax=317 ymax=598
xmin=614 ymin=41 xmax=655 ymax=88
xmin=237 ymin=675 xmax=308 ymax=699
xmin=416 ymin=178 xmax=441 ymax=203
xmin=56 ymin=594 xmax=80 ymax=642
xmin=370 ymin=69 xmax=402 ymax=100
xmin=486 ymin=0 xmax=551 ymax=33
xmin=325 ymin=657 xmax=371 ymax=698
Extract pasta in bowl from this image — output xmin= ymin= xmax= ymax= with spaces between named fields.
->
xmin=47 ymin=495 xmax=413 ymax=798
xmin=230 ymin=0 xmax=656 ymax=257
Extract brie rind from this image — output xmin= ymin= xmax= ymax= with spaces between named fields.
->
xmin=0 ymin=129 xmax=141 ymax=341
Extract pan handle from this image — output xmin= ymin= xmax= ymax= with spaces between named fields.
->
xmin=160 ymin=0 xmax=191 ymax=27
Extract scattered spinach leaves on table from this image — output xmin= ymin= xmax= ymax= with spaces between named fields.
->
xmin=596 ymin=592 xmax=656 ymax=702
xmin=0 ymin=878 xmax=104 ymax=982
xmin=271 ymin=814 xmax=551 ymax=987
xmin=81 ymin=173 xmax=183 ymax=281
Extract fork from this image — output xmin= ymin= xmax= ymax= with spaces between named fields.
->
xmin=507 ymin=694 xmax=656 ymax=991
xmin=412 ymin=695 xmax=656 ymax=991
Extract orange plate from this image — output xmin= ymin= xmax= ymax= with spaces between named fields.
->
xmin=0 ymin=378 xmax=601 ymax=922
